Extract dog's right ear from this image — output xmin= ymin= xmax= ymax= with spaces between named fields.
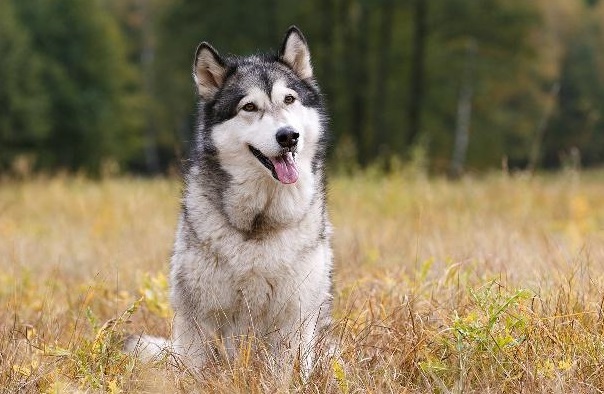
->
xmin=193 ymin=42 xmax=227 ymax=100
xmin=280 ymin=26 xmax=313 ymax=80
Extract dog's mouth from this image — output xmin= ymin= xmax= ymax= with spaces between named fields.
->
xmin=248 ymin=145 xmax=299 ymax=184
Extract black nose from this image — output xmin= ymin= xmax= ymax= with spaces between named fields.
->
xmin=275 ymin=127 xmax=299 ymax=149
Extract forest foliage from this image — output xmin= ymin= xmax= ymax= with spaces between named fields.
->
xmin=1 ymin=0 xmax=603 ymax=175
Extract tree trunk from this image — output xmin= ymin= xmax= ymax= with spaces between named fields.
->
xmin=406 ymin=0 xmax=427 ymax=148
xmin=527 ymin=82 xmax=560 ymax=174
xmin=265 ymin=0 xmax=277 ymax=45
xmin=449 ymin=39 xmax=477 ymax=179
xmin=371 ymin=0 xmax=395 ymax=160
xmin=343 ymin=0 xmax=370 ymax=165
xmin=319 ymin=0 xmax=335 ymax=100
xmin=140 ymin=0 xmax=160 ymax=174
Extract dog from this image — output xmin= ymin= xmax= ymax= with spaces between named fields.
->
xmin=126 ymin=26 xmax=333 ymax=376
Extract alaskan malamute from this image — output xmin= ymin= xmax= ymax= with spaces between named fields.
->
xmin=127 ymin=26 xmax=332 ymax=376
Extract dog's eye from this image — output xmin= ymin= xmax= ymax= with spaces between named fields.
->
xmin=284 ymin=95 xmax=296 ymax=105
xmin=242 ymin=103 xmax=257 ymax=112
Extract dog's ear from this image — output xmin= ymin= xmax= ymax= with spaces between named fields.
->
xmin=193 ymin=42 xmax=227 ymax=100
xmin=279 ymin=26 xmax=313 ymax=80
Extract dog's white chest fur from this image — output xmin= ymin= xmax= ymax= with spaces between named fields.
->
xmin=175 ymin=172 xmax=330 ymax=318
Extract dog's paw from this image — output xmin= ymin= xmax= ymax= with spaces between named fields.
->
xmin=124 ymin=334 xmax=171 ymax=363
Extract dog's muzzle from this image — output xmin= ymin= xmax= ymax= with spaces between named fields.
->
xmin=276 ymin=126 xmax=299 ymax=149
xmin=249 ymin=127 xmax=300 ymax=184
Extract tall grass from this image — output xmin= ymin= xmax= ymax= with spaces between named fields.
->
xmin=1 ymin=170 xmax=603 ymax=392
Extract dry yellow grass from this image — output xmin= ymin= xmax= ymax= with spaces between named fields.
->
xmin=1 ymin=170 xmax=603 ymax=393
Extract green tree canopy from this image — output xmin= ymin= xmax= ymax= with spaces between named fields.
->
xmin=1 ymin=0 xmax=603 ymax=175
xmin=0 ymin=0 xmax=50 ymax=170
xmin=10 ymin=0 xmax=143 ymax=174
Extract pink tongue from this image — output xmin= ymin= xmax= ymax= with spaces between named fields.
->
xmin=270 ymin=152 xmax=298 ymax=184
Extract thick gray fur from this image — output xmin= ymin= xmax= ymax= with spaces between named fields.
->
xmin=125 ymin=26 xmax=333 ymax=376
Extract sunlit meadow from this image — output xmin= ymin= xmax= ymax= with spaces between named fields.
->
xmin=1 ymin=169 xmax=603 ymax=393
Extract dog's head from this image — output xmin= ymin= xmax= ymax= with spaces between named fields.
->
xmin=192 ymin=27 xmax=326 ymax=185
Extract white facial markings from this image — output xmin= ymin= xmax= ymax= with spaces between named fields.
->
xmin=211 ymin=78 xmax=322 ymax=185
xmin=271 ymin=79 xmax=299 ymax=108
xmin=237 ymin=87 xmax=270 ymax=116
xmin=270 ymin=79 xmax=322 ymax=165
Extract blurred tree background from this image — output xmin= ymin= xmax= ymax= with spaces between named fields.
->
xmin=1 ymin=0 xmax=603 ymax=176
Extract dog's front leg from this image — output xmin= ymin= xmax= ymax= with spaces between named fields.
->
xmin=296 ymin=312 xmax=323 ymax=380
xmin=171 ymin=313 xmax=219 ymax=370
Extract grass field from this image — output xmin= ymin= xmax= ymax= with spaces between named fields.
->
xmin=1 ymin=170 xmax=604 ymax=393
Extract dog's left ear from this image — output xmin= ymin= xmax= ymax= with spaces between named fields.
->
xmin=194 ymin=42 xmax=227 ymax=100
xmin=279 ymin=26 xmax=313 ymax=80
